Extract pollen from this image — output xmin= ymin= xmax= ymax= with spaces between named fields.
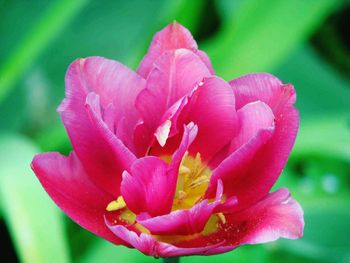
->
xmin=171 ymin=152 xmax=212 ymax=210
xmin=217 ymin=212 xmax=226 ymax=224
xmin=106 ymin=196 xmax=126 ymax=212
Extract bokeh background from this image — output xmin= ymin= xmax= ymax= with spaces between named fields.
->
xmin=1 ymin=0 xmax=350 ymax=262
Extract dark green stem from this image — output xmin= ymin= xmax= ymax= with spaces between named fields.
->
xmin=163 ymin=257 xmax=180 ymax=263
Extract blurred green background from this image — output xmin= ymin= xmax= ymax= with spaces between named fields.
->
xmin=0 ymin=0 xmax=349 ymax=262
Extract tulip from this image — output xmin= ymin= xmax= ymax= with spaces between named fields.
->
xmin=32 ymin=22 xmax=304 ymax=258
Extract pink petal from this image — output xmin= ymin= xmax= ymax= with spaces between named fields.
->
xmin=136 ymin=200 xmax=215 ymax=235
xmin=221 ymin=188 xmax=304 ymax=245
xmin=59 ymin=57 xmax=142 ymax=196
xmin=148 ymin=76 xmax=239 ymax=161
xmin=211 ymin=73 xmax=298 ymax=208
xmin=31 ymin=152 xmax=126 ymax=245
xmin=135 ymin=49 xmax=210 ymax=155
xmin=137 ymin=180 xmax=223 ymax=236
xmin=207 ymin=127 xmax=275 ymax=208
xmin=175 ymin=189 xmax=303 ymax=250
xmin=230 ymin=73 xmax=296 ymax=114
xmin=137 ymin=22 xmax=214 ymax=78
xmin=185 ymin=76 xmax=238 ymax=161
xmin=229 ymin=101 xmax=275 ymax=154
xmin=106 ymin=224 xmax=229 ymax=257
xmin=122 ymin=124 xmax=198 ymax=216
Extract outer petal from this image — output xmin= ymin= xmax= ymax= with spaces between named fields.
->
xmin=31 ymin=152 xmax=126 ymax=245
xmin=121 ymin=124 xmax=198 ymax=216
xmin=230 ymin=73 xmax=296 ymax=113
xmin=59 ymin=57 xmax=141 ymax=196
xmin=137 ymin=22 xmax=214 ymax=78
xmin=218 ymin=73 xmax=299 ymax=207
xmin=218 ymin=188 xmax=304 ymax=245
xmin=135 ymin=49 xmax=210 ymax=155
xmin=106 ymin=224 xmax=229 ymax=257
xmin=229 ymin=101 xmax=274 ymax=152
xmin=174 ymin=189 xmax=303 ymax=251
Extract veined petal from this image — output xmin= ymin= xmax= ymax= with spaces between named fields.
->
xmin=85 ymin=92 xmax=137 ymax=196
xmin=185 ymin=76 xmax=238 ymax=161
xmin=106 ymin=224 xmax=229 ymax=257
xmin=31 ymin=152 xmax=126 ymax=245
xmin=218 ymin=188 xmax=304 ymax=245
xmin=137 ymin=22 xmax=214 ymax=78
xmin=230 ymin=73 xmax=296 ymax=113
xmin=135 ymin=49 xmax=210 ymax=155
xmin=175 ymin=189 xmax=303 ymax=250
xmin=207 ymin=127 xmax=275 ymax=207
xmin=219 ymin=73 xmax=299 ymax=207
xmin=229 ymin=101 xmax=275 ymax=153
xmin=59 ymin=57 xmax=142 ymax=196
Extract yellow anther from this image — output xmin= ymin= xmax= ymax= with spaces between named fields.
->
xmin=179 ymin=165 xmax=191 ymax=175
xmin=106 ymin=196 xmax=126 ymax=212
xmin=178 ymin=190 xmax=187 ymax=200
xmin=190 ymin=175 xmax=210 ymax=188
xmin=217 ymin=213 xmax=226 ymax=224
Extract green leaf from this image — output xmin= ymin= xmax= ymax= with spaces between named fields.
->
xmin=274 ymin=45 xmax=350 ymax=118
xmin=292 ymin=115 xmax=350 ymax=162
xmin=204 ymin=0 xmax=342 ymax=78
xmin=0 ymin=0 xmax=89 ymax=103
xmin=0 ymin=134 xmax=70 ymax=263
xmin=274 ymin=196 xmax=350 ymax=263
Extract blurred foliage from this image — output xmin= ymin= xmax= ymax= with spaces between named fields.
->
xmin=0 ymin=0 xmax=349 ymax=263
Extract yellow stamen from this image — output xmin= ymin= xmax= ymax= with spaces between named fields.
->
xmin=217 ymin=212 xmax=226 ymax=224
xmin=106 ymin=196 xmax=126 ymax=212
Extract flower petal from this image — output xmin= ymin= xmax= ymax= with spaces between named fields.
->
xmin=214 ymin=73 xmax=299 ymax=207
xmin=135 ymin=49 xmax=210 ymax=155
xmin=186 ymin=76 xmax=238 ymax=161
xmin=106 ymin=224 xmax=229 ymax=257
xmin=229 ymin=101 xmax=275 ymax=152
xmin=137 ymin=180 xmax=223 ymax=236
xmin=219 ymin=188 xmax=304 ymax=245
xmin=230 ymin=73 xmax=296 ymax=113
xmin=137 ymin=22 xmax=214 ymax=78
xmin=59 ymin=57 xmax=141 ymax=196
xmin=208 ymin=129 xmax=275 ymax=208
xmin=175 ymin=189 xmax=303 ymax=250
xmin=31 ymin=152 xmax=126 ymax=245
xmin=122 ymin=124 xmax=198 ymax=216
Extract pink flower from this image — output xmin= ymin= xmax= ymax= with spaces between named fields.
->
xmin=31 ymin=22 xmax=304 ymax=257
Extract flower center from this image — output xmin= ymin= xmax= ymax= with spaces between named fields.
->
xmin=164 ymin=152 xmax=211 ymax=210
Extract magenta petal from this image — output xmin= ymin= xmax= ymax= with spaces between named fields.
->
xmin=121 ymin=157 xmax=170 ymax=216
xmin=135 ymin=49 xmax=210 ymax=155
xmin=224 ymin=188 xmax=304 ymax=244
xmin=31 ymin=152 xmax=125 ymax=245
xmin=122 ymin=124 xmax=198 ymax=216
xmin=137 ymin=200 xmax=215 ymax=235
xmin=220 ymin=73 xmax=299 ymax=207
xmin=59 ymin=57 xmax=141 ymax=196
xmin=185 ymin=76 xmax=238 ymax=161
xmin=207 ymin=127 xmax=275 ymax=207
xmin=106 ymin=224 xmax=229 ymax=257
xmin=137 ymin=180 xmax=222 ymax=235
xmin=137 ymin=22 xmax=214 ymax=78
xmin=230 ymin=73 xmax=296 ymax=114
xmin=229 ymin=101 xmax=275 ymax=153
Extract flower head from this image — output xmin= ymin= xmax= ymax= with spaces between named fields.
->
xmin=31 ymin=22 xmax=304 ymax=257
